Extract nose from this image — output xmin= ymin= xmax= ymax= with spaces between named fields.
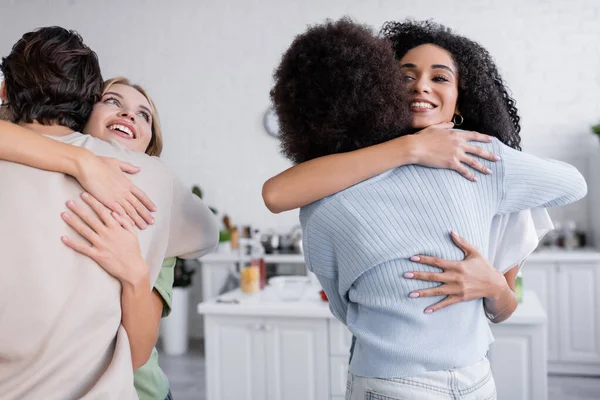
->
xmin=119 ymin=110 xmax=135 ymax=122
xmin=411 ymin=76 xmax=431 ymax=94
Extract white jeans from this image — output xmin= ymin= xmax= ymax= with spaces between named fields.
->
xmin=346 ymin=358 xmax=496 ymax=400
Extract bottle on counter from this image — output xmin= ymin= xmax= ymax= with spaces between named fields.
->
xmin=563 ymin=220 xmax=580 ymax=250
xmin=240 ymin=263 xmax=260 ymax=293
xmin=515 ymin=270 xmax=523 ymax=304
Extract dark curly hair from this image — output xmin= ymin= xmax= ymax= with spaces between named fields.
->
xmin=0 ymin=26 xmax=103 ymax=132
xmin=381 ymin=20 xmax=521 ymax=150
xmin=271 ymin=18 xmax=412 ymax=164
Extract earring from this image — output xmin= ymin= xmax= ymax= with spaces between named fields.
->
xmin=452 ymin=114 xmax=464 ymax=126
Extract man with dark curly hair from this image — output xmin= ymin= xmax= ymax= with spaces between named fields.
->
xmin=271 ymin=18 xmax=587 ymax=399
xmin=0 ymin=27 xmax=217 ymax=399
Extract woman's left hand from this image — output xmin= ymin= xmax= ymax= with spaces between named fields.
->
xmin=405 ymin=231 xmax=506 ymax=313
xmin=60 ymin=192 xmax=147 ymax=285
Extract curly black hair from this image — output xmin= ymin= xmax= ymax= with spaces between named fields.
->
xmin=381 ymin=20 xmax=521 ymax=150
xmin=271 ymin=18 xmax=412 ymax=164
xmin=0 ymin=26 xmax=103 ymax=132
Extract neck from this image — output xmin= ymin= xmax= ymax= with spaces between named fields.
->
xmin=18 ymin=121 xmax=75 ymax=137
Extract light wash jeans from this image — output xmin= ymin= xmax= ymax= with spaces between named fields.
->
xmin=345 ymin=357 xmax=497 ymax=400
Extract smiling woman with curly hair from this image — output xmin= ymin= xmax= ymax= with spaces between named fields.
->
xmin=267 ymin=18 xmax=586 ymax=400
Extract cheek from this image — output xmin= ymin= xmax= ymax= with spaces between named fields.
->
xmin=441 ymin=90 xmax=459 ymax=115
xmin=84 ymin=106 xmax=110 ymax=136
xmin=139 ymin=127 xmax=153 ymax=150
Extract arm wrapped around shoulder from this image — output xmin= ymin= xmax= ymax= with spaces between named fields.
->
xmin=496 ymin=140 xmax=587 ymax=214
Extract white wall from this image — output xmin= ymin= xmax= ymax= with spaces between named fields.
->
xmin=1 ymin=0 xmax=599 ymax=233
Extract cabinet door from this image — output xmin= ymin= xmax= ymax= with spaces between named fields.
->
xmin=522 ymin=262 xmax=558 ymax=361
xmin=558 ymin=263 xmax=600 ymax=363
xmin=264 ymin=318 xmax=329 ymax=400
xmin=204 ymin=316 xmax=267 ymax=400
xmin=488 ymin=324 xmax=547 ymax=400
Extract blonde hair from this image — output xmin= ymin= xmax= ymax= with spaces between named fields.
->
xmin=102 ymin=77 xmax=163 ymax=157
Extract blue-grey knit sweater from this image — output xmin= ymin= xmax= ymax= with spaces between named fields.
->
xmin=300 ymin=138 xmax=587 ymax=378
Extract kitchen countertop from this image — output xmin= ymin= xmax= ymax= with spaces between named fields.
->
xmin=200 ymin=248 xmax=600 ymax=264
xmin=198 ymin=287 xmax=546 ymax=325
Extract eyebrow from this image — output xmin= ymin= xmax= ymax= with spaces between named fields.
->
xmin=103 ymin=91 xmax=153 ymax=117
xmin=400 ymin=63 xmax=456 ymax=75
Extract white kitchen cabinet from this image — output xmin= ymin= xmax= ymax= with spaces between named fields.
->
xmin=203 ymin=314 xmax=328 ymax=400
xmin=199 ymin=286 xmax=547 ymax=400
xmin=521 ymin=263 xmax=559 ymax=361
xmin=522 ymin=253 xmax=600 ymax=376
xmin=558 ymin=263 xmax=600 ymax=365
xmin=488 ymin=319 xmax=547 ymax=400
xmin=264 ymin=318 xmax=329 ymax=400
xmin=204 ymin=316 xmax=267 ymax=400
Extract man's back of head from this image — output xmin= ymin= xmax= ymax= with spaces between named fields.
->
xmin=0 ymin=26 xmax=103 ymax=132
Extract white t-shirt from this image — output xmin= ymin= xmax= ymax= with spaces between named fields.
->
xmin=488 ymin=208 xmax=553 ymax=274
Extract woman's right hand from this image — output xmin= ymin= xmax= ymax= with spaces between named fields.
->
xmin=75 ymin=154 xmax=157 ymax=229
xmin=409 ymin=122 xmax=500 ymax=181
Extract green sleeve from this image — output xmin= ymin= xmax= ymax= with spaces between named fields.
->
xmin=153 ymin=257 xmax=176 ymax=318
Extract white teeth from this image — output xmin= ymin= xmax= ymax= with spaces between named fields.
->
xmin=410 ymin=102 xmax=434 ymax=109
xmin=108 ymin=124 xmax=134 ymax=138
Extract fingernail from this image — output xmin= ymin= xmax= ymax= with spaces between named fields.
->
xmin=61 ymin=212 xmax=69 ymax=220
xmin=404 ymin=272 xmax=414 ymax=279
xmin=410 ymin=256 xmax=420 ymax=262
xmin=67 ymin=201 xmax=75 ymax=207
xmin=451 ymin=230 xmax=460 ymax=237
xmin=473 ymin=176 xmax=478 ymax=182
xmin=150 ymin=217 xmax=155 ymax=224
xmin=485 ymin=168 xmax=492 ymax=174
xmin=81 ymin=192 xmax=89 ymax=199
xmin=61 ymin=236 xmax=68 ymax=242
xmin=425 ymin=309 xmax=434 ymax=314
xmin=493 ymin=155 xmax=501 ymax=161
xmin=409 ymin=292 xmax=420 ymax=298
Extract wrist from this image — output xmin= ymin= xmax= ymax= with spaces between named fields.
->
xmin=121 ymin=259 xmax=150 ymax=289
xmin=70 ymin=147 xmax=95 ymax=178
xmin=487 ymin=271 xmax=510 ymax=301
xmin=395 ymin=135 xmax=420 ymax=165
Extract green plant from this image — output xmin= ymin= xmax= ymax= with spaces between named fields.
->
xmin=592 ymin=122 xmax=600 ymax=136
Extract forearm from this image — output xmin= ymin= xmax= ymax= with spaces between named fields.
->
xmin=120 ymin=265 xmax=160 ymax=369
xmin=0 ymin=120 xmax=92 ymax=177
xmin=263 ymin=135 xmax=417 ymax=213
xmin=483 ymin=280 xmax=518 ymax=323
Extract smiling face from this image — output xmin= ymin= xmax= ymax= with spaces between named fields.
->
xmin=400 ymin=44 xmax=459 ymax=129
xmin=84 ymin=83 xmax=153 ymax=153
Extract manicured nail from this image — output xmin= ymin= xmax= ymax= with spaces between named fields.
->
xmin=493 ymin=155 xmax=501 ymax=161
xmin=404 ymin=272 xmax=414 ymax=279
xmin=451 ymin=230 xmax=459 ymax=237
xmin=61 ymin=236 xmax=68 ymax=242
xmin=150 ymin=217 xmax=155 ymax=224
xmin=473 ymin=176 xmax=478 ymax=182
xmin=485 ymin=168 xmax=492 ymax=174
xmin=425 ymin=309 xmax=434 ymax=314
xmin=410 ymin=256 xmax=420 ymax=262
xmin=81 ymin=192 xmax=89 ymax=199
xmin=409 ymin=292 xmax=420 ymax=298
xmin=61 ymin=212 xmax=69 ymax=220
xmin=66 ymin=200 xmax=75 ymax=207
